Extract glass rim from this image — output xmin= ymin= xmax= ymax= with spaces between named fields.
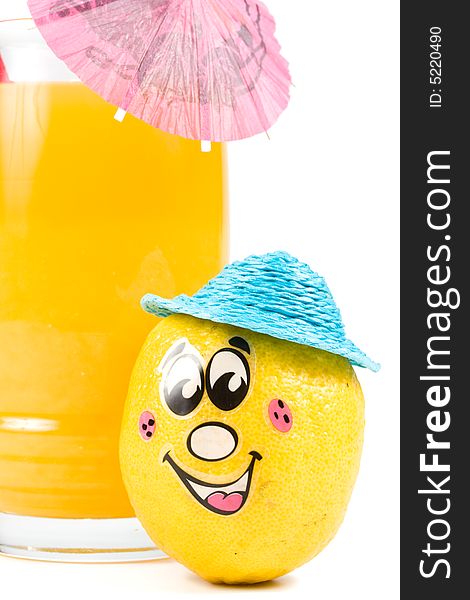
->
xmin=0 ymin=18 xmax=34 ymax=24
xmin=0 ymin=18 xmax=36 ymax=32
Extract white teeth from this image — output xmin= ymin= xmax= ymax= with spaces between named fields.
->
xmin=188 ymin=471 xmax=249 ymax=501
xmin=223 ymin=471 xmax=249 ymax=495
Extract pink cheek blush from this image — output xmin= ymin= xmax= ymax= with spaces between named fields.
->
xmin=139 ymin=411 xmax=156 ymax=441
xmin=268 ymin=399 xmax=293 ymax=432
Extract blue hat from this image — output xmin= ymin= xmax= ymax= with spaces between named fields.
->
xmin=141 ymin=251 xmax=379 ymax=372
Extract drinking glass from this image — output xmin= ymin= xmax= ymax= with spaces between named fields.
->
xmin=0 ymin=4 xmax=227 ymax=561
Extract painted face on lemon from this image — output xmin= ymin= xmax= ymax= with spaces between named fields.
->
xmin=157 ymin=333 xmax=263 ymax=516
xmin=120 ymin=313 xmax=365 ymax=584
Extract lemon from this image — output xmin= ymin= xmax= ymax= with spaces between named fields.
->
xmin=120 ymin=313 xmax=365 ymax=584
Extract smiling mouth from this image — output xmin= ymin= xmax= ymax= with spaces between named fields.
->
xmin=162 ymin=450 xmax=262 ymax=515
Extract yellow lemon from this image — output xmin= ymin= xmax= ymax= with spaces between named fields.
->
xmin=120 ymin=313 xmax=365 ymax=584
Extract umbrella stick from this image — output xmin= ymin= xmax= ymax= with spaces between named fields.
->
xmin=201 ymin=141 xmax=212 ymax=153
xmin=114 ymin=107 xmax=127 ymax=122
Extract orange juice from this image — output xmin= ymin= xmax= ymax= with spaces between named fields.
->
xmin=0 ymin=82 xmax=227 ymax=519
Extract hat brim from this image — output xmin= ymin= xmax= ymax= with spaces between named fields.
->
xmin=141 ymin=293 xmax=380 ymax=372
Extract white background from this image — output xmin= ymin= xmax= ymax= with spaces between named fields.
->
xmin=0 ymin=0 xmax=400 ymax=598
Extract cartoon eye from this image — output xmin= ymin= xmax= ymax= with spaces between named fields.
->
xmin=206 ymin=349 xmax=250 ymax=411
xmin=162 ymin=353 xmax=204 ymax=416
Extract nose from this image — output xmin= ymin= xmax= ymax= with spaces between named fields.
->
xmin=187 ymin=421 xmax=238 ymax=461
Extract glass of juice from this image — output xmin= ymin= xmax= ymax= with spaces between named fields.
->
xmin=0 ymin=8 xmax=227 ymax=561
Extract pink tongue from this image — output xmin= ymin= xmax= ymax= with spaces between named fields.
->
xmin=206 ymin=492 xmax=244 ymax=513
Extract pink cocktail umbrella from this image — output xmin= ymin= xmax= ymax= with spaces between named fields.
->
xmin=27 ymin=0 xmax=291 ymax=142
xmin=0 ymin=57 xmax=10 ymax=82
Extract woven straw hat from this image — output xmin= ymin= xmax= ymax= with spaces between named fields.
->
xmin=141 ymin=251 xmax=379 ymax=372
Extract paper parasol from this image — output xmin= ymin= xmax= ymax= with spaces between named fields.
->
xmin=0 ymin=57 xmax=10 ymax=82
xmin=27 ymin=0 xmax=291 ymax=142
